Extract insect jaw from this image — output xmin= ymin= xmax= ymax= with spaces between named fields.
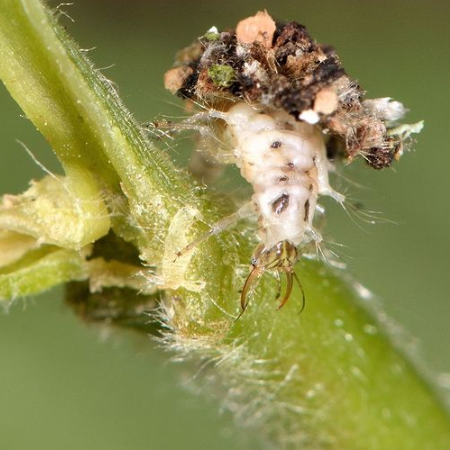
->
xmin=252 ymin=240 xmax=299 ymax=270
xmin=240 ymin=240 xmax=303 ymax=315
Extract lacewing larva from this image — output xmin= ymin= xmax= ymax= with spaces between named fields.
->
xmin=163 ymin=11 xmax=422 ymax=314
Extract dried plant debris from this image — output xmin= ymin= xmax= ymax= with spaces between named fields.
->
xmin=165 ymin=11 xmax=422 ymax=169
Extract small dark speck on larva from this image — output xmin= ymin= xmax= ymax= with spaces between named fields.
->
xmin=272 ymin=193 xmax=290 ymax=215
xmin=286 ymin=162 xmax=295 ymax=170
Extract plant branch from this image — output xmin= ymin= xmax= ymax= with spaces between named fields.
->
xmin=0 ymin=1 xmax=449 ymax=449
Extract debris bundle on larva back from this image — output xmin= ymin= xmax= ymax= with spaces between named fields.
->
xmin=164 ymin=11 xmax=422 ymax=313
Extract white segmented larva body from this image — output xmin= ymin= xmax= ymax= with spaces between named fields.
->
xmin=222 ymin=102 xmax=344 ymax=251
xmin=175 ymin=101 xmax=345 ymax=313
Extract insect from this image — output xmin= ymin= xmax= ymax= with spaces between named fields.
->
xmin=220 ymin=102 xmax=344 ymax=311
xmin=171 ymin=101 xmax=344 ymax=313
xmin=164 ymin=11 xmax=422 ymax=314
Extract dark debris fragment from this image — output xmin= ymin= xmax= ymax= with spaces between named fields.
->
xmin=164 ymin=11 xmax=422 ymax=169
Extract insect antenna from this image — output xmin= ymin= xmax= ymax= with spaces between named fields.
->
xmin=293 ymin=271 xmax=306 ymax=314
xmin=275 ymin=270 xmax=306 ymax=312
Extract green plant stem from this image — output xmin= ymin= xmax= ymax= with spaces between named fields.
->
xmin=214 ymin=261 xmax=450 ymax=449
xmin=0 ymin=1 xmax=449 ymax=449
xmin=0 ymin=0 xmax=195 ymax=254
xmin=0 ymin=245 xmax=87 ymax=301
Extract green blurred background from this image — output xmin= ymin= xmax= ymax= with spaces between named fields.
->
xmin=1 ymin=0 xmax=449 ymax=448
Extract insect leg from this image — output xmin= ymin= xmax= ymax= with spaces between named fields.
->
xmin=305 ymin=227 xmax=323 ymax=244
xmin=174 ymin=201 xmax=255 ymax=259
xmin=315 ymin=145 xmax=345 ymax=203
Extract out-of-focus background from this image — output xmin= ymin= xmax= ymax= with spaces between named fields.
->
xmin=1 ymin=1 xmax=449 ymax=449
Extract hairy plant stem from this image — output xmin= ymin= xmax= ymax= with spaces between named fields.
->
xmin=0 ymin=1 xmax=449 ymax=449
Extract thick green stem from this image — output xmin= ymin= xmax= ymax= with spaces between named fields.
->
xmin=0 ymin=0 xmax=197 ymax=255
xmin=195 ymin=261 xmax=450 ymax=449
xmin=0 ymin=1 xmax=449 ymax=449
